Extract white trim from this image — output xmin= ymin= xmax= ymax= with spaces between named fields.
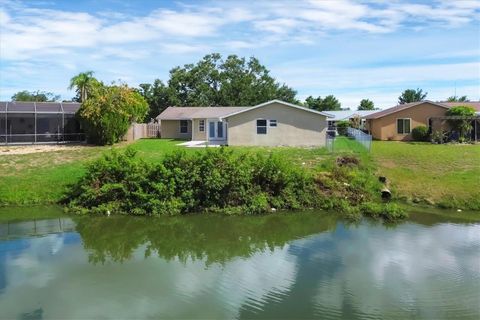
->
xmin=396 ymin=118 xmax=411 ymax=135
xmin=221 ymin=99 xmax=333 ymax=119
xmin=269 ymin=119 xmax=277 ymax=127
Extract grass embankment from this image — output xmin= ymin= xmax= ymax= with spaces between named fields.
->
xmin=0 ymin=138 xmax=478 ymax=212
xmin=372 ymin=142 xmax=480 ymax=210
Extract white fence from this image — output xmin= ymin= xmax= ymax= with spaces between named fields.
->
xmin=347 ymin=127 xmax=372 ymax=151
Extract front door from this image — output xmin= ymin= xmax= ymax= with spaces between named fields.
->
xmin=208 ymin=120 xmax=226 ymax=141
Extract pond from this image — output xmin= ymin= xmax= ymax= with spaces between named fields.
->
xmin=0 ymin=209 xmax=479 ymax=319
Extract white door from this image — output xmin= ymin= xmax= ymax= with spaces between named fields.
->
xmin=208 ymin=120 xmax=226 ymax=141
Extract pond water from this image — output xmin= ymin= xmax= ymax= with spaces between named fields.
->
xmin=0 ymin=210 xmax=479 ymax=319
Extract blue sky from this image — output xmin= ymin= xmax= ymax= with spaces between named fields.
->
xmin=0 ymin=0 xmax=479 ymax=108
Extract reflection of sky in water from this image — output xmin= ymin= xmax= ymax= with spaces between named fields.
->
xmin=0 ymin=220 xmax=479 ymax=319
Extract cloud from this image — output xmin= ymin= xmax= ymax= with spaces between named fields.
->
xmin=0 ymin=0 xmax=478 ymax=101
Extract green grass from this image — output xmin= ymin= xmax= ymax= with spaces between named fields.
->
xmin=1 ymin=138 xmax=478 ymax=211
xmin=372 ymin=141 xmax=480 ymax=210
xmin=0 ymin=139 xmax=334 ymax=205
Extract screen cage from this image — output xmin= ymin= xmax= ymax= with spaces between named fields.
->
xmin=0 ymin=102 xmax=85 ymax=145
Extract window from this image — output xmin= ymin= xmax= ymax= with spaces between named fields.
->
xmin=180 ymin=120 xmax=188 ymax=133
xmin=199 ymin=119 xmax=205 ymax=132
xmin=269 ymin=119 xmax=277 ymax=127
xmin=397 ymin=118 xmax=411 ymax=134
xmin=256 ymin=119 xmax=267 ymax=134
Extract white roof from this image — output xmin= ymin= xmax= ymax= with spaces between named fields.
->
xmin=326 ymin=110 xmax=378 ymax=121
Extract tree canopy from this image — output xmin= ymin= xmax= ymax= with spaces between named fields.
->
xmin=446 ymin=95 xmax=469 ymax=102
xmin=11 ymin=90 xmax=60 ymax=102
xmin=357 ymin=99 xmax=375 ymax=110
xmin=445 ymin=106 xmax=476 ymax=142
xmin=78 ymin=83 xmax=148 ymax=145
xmin=398 ymin=88 xmax=428 ymax=104
xmin=69 ymin=71 xmax=98 ymax=102
xmin=304 ymin=95 xmax=341 ymax=111
xmin=139 ymin=53 xmax=298 ymax=119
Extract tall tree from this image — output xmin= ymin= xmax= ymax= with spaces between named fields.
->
xmin=78 ymin=82 xmax=148 ymax=145
xmin=398 ymin=88 xmax=427 ymax=104
xmin=139 ymin=53 xmax=298 ymax=116
xmin=68 ymin=71 xmax=97 ymax=102
xmin=304 ymin=95 xmax=341 ymax=111
xmin=357 ymin=99 xmax=375 ymax=110
xmin=447 ymin=95 xmax=469 ymax=102
xmin=11 ymin=90 xmax=60 ymax=102
xmin=138 ymin=80 xmax=173 ymax=120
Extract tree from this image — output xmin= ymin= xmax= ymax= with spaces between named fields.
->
xmin=357 ymin=99 xmax=375 ymax=110
xmin=69 ymin=71 xmax=97 ymax=102
xmin=445 ymin=106 xmax=476 ymax=142
xmin=138 ymin=80 xmax=173 ymax=120
xmin=447 ymin=95 xmax=469 ymax=102
xmin=304 ymin=95 xmax=341 ymax=111
xmin=398 ymin=88 xmax=428 ymax=104
xmin=139 ymin=53 xmax=298 ymax=116
xmin=78 ymin=83 xmax=148 ymax=145
xmin=11 ymin=90 xmax=60 ymax=102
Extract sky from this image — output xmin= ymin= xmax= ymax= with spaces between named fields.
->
xmin=0 ymin=0 xmax=479 ymax=109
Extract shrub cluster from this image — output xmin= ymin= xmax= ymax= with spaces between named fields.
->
xmin=66 ymin=148 xmax=406 ymax=220
xmin=67 ymin=148 xmax=319 ymax=216
xmin=411 ymin=126 xmax=429 ymax=141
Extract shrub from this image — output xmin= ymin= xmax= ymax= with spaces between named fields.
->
xmin=78 ymin=83 xmax=148 ymax=145
xmin=66 ymin=148 xmax=407 ymax=221
xmin=446 ymin=106 xmax=476 ymax=142
xmin=336 ymin=120 xmax=350 ymax=135
xmin=411 ymin=126 xmax=429 ymax=141
xmin=67 ymin=147 xmax=320 ymax=216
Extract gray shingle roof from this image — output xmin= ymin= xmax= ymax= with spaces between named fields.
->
xmin=157 ymin=106 xmax=252 ymax=120
xmin=364 ymin=101 xmax=449 ymax=119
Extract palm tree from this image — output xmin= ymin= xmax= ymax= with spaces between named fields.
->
xmin=68 ymin=71 xmax=96 ymax=102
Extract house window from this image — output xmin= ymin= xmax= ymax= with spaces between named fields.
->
xmin=269 ymin=119 xmax=277 ymax=127
xmin=397 ymin=118 xmax=411 ymax=134
xmin=199 ymin=119 xmax=205 ymax=132
xmin=180 ymin=120 xmax=188 ymax=133
xmin=257 ymin=119 xmax=267 ymax=134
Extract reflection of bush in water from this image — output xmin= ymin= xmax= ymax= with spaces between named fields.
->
xmin=74 ymin=213 xmax=337 ymax=265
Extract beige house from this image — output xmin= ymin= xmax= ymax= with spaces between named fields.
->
xmin=365 ymin=100 xmax=480 ymax=141
xmin=365 ymin=101 xmax=449 ymax=141
xmin=157 ymin=100 xmax=330 ymax=146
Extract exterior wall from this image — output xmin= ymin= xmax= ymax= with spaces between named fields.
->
xmin=160 ymin=120 xmax=192 ymax=140
xmin=226 ymin=102 xmax=327 ymax=146
xmin=192 ymin=118 xmax=207 ymax=140
xmin=367 ymin=103 xmax=448 ymax=140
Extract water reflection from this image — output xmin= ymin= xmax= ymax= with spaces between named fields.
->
xmin=74 ymin=213 xmax=338 ymax=265
xmin=0 ymin=212 xmax=479 ymax=319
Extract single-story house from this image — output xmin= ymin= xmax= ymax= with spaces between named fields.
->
xmin=326 ymin=110 xmax=378 ymax=131
xmin=156 ymin=100 xmax=331 ymax=147
xmin=365 ymin=100 xmax=480 ymax=141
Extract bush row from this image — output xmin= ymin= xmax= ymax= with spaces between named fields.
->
xmin=66 ymin=147 xmax=406 ymax=220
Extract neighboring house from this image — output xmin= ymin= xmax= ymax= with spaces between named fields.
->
xmin=156 ymin=100 xmax=331 ymax=146
xmin=326 ymin=110 xmax=378 ymax=131
xmin=365 ymin=100 xmax=480 ymax=141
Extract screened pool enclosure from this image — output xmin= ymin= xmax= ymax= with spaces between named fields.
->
xmin=0 ymin=102 xmax=84 ymax=144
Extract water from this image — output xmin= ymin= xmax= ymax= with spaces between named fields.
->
xmin=0 ymin=211 xmax=479 ymax=319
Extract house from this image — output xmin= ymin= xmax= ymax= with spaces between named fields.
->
xmin=156 ymin=100 xmax=331 ymax=146
xmin=365 ymin=100 xmax=480 ymax=141
xmin=326 ymin=110 xmax=378 ymax=131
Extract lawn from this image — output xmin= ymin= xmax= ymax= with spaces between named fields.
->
xmin=0 ymin=139 xmax=335 ymax=205
xmin=371 ymin=141 xmax=480 ymax=209
xmin=1 ymin=138 xmax=478 ymax=210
